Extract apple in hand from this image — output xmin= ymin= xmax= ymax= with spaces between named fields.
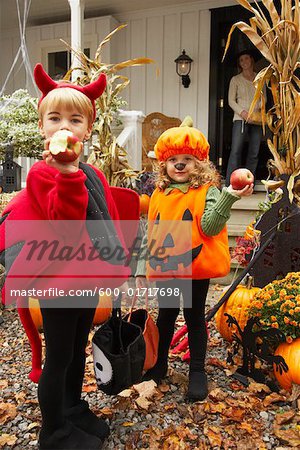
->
xmin=230 ymin=168 xmax=254 ymax=190
xmin=49 ymin=130 xmax=82 ymax=163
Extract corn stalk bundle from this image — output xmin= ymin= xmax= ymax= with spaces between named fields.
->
xmin=223 ymin=0 xmax=300 ymax=203
xmin=62 ymin=25 xmax=155 ymax=188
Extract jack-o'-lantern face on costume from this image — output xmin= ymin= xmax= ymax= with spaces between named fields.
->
xmin=146 ymin=122 xmax=231 ymax=281
xmin=148 ymin=211 xmax=203 ymax=275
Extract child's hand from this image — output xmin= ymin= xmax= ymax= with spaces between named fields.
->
xmin=42 ymin=138 xmax=81 ymax=174
xmin=136 ymin=276 xmax=148 ymax=289
xmin=228 ymin=183 xmax=254 ymax=197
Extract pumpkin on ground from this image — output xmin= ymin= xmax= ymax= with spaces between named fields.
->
xmin=274 ymin=338 xmax=300 ymax=391
xmin=28 ymin=294 xmax=112 ymax=331
xmin=139 ymin=194 xmax=150 ymax=215
xmin=215 ymin=277 xmax=260 ymax=342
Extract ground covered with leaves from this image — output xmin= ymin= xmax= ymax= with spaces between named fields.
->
xmin=1 ymin=285 xmax=300 ymax=449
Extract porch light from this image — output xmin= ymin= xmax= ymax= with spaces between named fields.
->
xmin=175 ymin=50 xmax=193 ymax=88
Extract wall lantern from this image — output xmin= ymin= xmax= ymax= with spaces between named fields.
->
xmin=174 ymin=50 xmax=193 ymax=88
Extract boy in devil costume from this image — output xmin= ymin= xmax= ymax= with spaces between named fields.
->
xmin=0 ymin=64 xmax=130 ymax=449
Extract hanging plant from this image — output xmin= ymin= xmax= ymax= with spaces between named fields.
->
xmin=223 ymin=0 xmax=300 ymax=204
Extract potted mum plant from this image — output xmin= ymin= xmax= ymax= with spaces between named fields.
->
xmin=248 ymin=272 xmax=300 ymax=390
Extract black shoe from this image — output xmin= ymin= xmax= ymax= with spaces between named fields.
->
xmin=65 ymin=400 xmax=110 ymax=441
xmin=142 ymin=362 xmax=168 ymax=384
xmin=38 ymin=421 xmax=102 ymax=449
xmin=186 ymin=371 xmax=208 ymax=402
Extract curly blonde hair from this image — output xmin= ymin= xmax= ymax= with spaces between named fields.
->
xmin=156 ymin=158 xmax=221 ymax=190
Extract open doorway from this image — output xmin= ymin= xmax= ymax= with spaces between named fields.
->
xmin=208 ymin=4 xmax=272 ymax=183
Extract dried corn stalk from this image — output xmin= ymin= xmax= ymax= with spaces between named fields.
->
xmin=62 ymin=25 xmax=155 ymax=188
xmin=223 ymin=0 xmax=300 ymax=203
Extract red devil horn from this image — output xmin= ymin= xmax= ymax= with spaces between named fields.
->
xmin=82 ymin=73 xmax=107 ymax=101
xmin=34 ymin=63 xmax=58 ymax=95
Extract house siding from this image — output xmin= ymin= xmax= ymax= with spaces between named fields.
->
xmin=1 ymin=0 xmax=236 ymax=137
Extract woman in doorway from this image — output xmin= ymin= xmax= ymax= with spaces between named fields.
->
xmin=225 ymin=49 xmax=264 ymax=186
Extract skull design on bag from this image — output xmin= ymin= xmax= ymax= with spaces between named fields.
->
xmin=92 ymin=342 xmax=113 ymax=386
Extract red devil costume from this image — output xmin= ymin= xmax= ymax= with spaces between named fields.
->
xmin=0 ymin=64 xmax=132 ymax=382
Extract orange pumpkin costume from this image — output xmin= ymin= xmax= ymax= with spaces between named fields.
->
xmin=147 ymin=184 xmax=230 ymax=280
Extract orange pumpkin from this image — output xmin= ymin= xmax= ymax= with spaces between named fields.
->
xmin=139 ymin=194 xmax=150 ymax=215
xmin=29 ymin=297 xmax=43 ymax=331
xmin=28 ymin=294 xmax=112 ymax=331
xmin=215 ymin=277 xmax=260 ymax=342
xmin=92 ymin=294 xmax=112 ymax=325
xmin=274 ymin=338 xmax=300 ymax=390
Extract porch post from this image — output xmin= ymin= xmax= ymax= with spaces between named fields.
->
xmin=68 ymin=0 xmax=84 ymax=81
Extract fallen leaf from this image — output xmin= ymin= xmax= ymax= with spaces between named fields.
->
xmin=248 ymin=382 xmax=271 ymax=394
xmin=222 ymin=406 xmax=245 ymax=422
xmin=164 ymin=403 xmax=177 ymax=411
xmin=0 ymin=434 xmax=18 ymax=446
xmin=239 ymin=421 xmax=254 ymax=434
xmin=205 ymin=402 xmax=227 ymax=414
xmin=98 ymin=407 xmax=114 ymax=418
xmin=275 ymin=411 xmax=296 ymax=425
xmin=0 ymin=379 xmax=8 ymax=389
xmin=263 ymin=392 xmax=286 ymax=407
xmin=204 ymin=425 xmax=223 ymax=447
xmin=169 ymin=370 xmax=188 ymax=385
xmin=208 ymin=388 xmax=228 ymax=402
xmin=82 ymin=384 xmax=97 ymax=392
xmin=133 ymin=380 xmax=157 ymax=399
xmin=273 ymin=423 xmax=300 ymax=447
xmin=135 ymin=396 xmax=151 ymax=410
xmin=118 ymin=389 xmax=134 ymax=398
xmin=207 ymin=357 xmax=228 ymax=369
xmin=0 ymin=403 xmax=17 ymax=425
xmin=289 ymin=384 xmax=300 ymax=402
xmin=122 ymin=421 xmax=135 ymax=427
xmin=27 ymin=422 xmax=39 ymax=430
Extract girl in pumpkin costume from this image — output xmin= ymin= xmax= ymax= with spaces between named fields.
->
xmin=0 ymin=64 xmax=131 ymax=449
xmin=136 ymin=117 xmax=253 ymax=401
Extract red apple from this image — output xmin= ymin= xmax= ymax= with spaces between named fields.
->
xmin=49 ymin=130 xmax=82 ymax=163
xmin=230 ymin=168 xmax=254 ymax=190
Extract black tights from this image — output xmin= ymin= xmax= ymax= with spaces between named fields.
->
xmin=38 ymin=299 xmax=96 ymax=434
xmin=156 ymin=279 xmax=210 ymax=372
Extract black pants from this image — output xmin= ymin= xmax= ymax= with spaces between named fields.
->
xmin=38 ymin=297 xmax=97 ymax=433
xmin=156 ymin=279 xmax=210 ymax=372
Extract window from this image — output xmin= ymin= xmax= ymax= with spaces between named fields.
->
xmin=48 ymin=49 xmax=90 ymax=80
xmin=6 ymin=176 xmax=15 ymax=184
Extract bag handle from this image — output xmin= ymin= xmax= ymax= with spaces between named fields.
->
xmin=128 ymin=292 xmax=149 ymax=318
xmin=112 ymin=293 xmax=126 ymax=354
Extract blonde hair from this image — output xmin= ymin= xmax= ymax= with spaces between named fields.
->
xmin=38 ymin=86 xmax=94 ymax=126
xmin=156 ymin=158 xmax=221 ymax=190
